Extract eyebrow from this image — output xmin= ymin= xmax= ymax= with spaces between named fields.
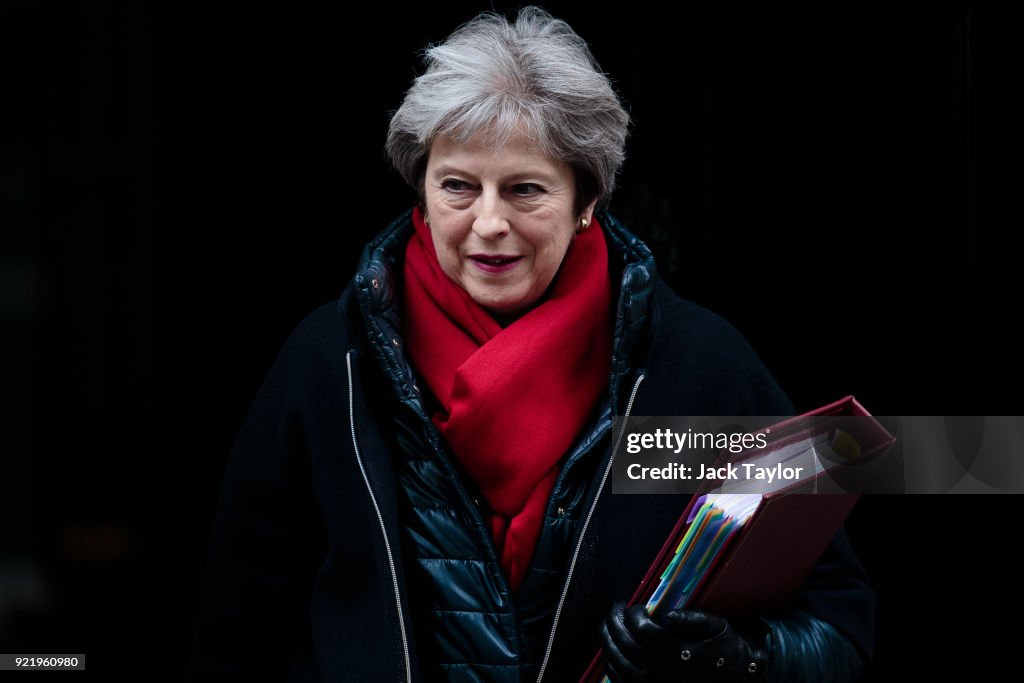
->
xmin=430 ymin=164 xmax=560 ymax=185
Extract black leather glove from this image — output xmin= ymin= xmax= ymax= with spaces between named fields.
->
xmin=600 ymin=602 xmax=770 ymax=682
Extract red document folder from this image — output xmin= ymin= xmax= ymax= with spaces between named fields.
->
xmin=579 ymin=396 xmax=894 ymax=683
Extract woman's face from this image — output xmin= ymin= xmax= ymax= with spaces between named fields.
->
xmin=423 ymin=129 xmax=595 ymax=320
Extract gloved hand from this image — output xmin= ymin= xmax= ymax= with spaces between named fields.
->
xmin=600 ymin=602 xmax=771 ymax=682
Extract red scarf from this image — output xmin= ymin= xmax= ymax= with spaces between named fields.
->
xmin=402 ymin=206 xmax=613 ymax=592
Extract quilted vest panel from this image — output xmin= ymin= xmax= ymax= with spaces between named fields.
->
xmin=392 ymin=402 xmax=605 ymax=682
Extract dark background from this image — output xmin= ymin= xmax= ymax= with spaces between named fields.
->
xmin=2 ymin=1 xmax=1020 ymax=679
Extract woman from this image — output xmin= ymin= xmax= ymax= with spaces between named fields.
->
xmin=192 ymin=7 xmax=873 ymax=682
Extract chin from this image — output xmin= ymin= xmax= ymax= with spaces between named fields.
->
xmin=467 ymin=288 xmax=527 ymax=314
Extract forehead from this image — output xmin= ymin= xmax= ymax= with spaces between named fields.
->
xmin=427 ymin=130 xmax=571 ymax=180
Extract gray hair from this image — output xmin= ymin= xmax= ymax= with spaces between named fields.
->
xmin=385 ymin=6 xmax=630 ymax=213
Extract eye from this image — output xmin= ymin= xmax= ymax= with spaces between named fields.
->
xmin=511 ymin=183 xmax=544 ymax=196
xmin=441 ymin=178 xmax=472 ymax=192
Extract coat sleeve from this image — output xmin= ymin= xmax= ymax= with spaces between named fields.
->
xmin=189 ymin=325 xmax=324 ymax=675
xmin=655 ymin=289 xmax=876 ymax=677
xmin=715 ymin=310 xmax=876 ymax=678
xmin=759 ymin=528 xmax=874 ymax=682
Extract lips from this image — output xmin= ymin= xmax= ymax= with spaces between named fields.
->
xmin=468 ymin=254 xmax=523 ymax=273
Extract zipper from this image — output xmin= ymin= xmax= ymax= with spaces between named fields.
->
xmin=536 ymin=372 xmax=646 ymax=683
xmin=347 ymin=351 xmax=412 ymax=683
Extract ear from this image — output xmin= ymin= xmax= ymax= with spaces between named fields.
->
xmin=576 ymin=197 xmax=600 ymax=234
xmin=580 ymin=197 xmax=599 ymax=227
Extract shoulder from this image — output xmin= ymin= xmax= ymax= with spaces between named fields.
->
xmin=641 ymin=278 xmax=795 ymax=416
xmin=265 ymin=287 xmax=366 ymax=385
xmin=649 ymin=279 xmax=752 ymax=361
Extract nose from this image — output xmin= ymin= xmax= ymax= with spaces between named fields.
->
xmin=472 ymin=187 xmax=510 ymax=239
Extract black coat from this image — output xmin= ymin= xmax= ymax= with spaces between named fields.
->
xmin=191 ymin=209 xmax=875 ymax=681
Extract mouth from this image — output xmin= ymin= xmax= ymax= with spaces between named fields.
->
xmin=468 ymin=254 xmax=524 ymax=273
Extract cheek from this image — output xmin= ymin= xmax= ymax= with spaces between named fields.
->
xmin=531 ymin=224 xmax=575 ymax=265
xmin=428 ymin=224 xmax=467 ymax=276
xmin=430 ymin=229 xmax=454 ymax=259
